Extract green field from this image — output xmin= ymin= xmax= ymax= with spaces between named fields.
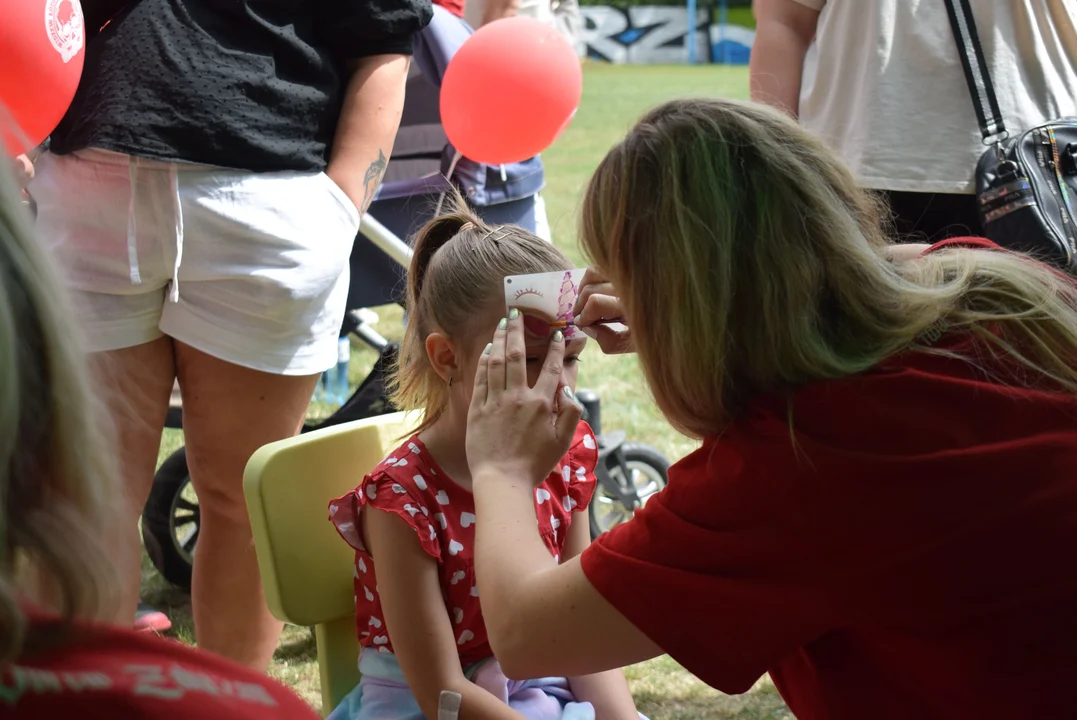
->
xmin=145 ymin=63 xmax=793 ymax=720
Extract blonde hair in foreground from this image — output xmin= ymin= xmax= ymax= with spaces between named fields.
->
xmin=581 ymin=97 xmax=1077 ymax=438
xmin=0 ymin=162 xmax=118 ymax=663
xmin=393 ymin=191 xmax=572 ymax=434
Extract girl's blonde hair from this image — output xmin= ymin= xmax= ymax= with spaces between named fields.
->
xmin=0 ymin=163 xmax=118 ymax=663
xmin=581 ymin=97 xmax=1077 ymax=438
xmin=393 ymin=193 xmax=572 ymax=433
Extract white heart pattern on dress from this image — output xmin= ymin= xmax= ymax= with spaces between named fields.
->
xmin=394 ymin=458 xmax=409 ymax=468
xmin=428 ymin=525 xmax=437 ymax=541
xmin=470 ymin=585 xmax=479 ymax=597
xmin=413 ymin=474 xmax=428 ymax=490
xmin=435 ymin=490 xmax=450 ymax=505
xmin=562 ymin=466 xmax=571 ymax=483
xmin=383 ymin=456 xmax=397 ymax=466
xmin=366 ymin=484 xmax=377 ymax=499
xmin=420 ymin=506 xmax=429 ymax=516
xmin=357 ymin=488 xmax=364 ymax=501
xmin=453 ymin=607 xmax=464 ymax=624
xmin=536 ymin=488 xmax=551 ymax=504
xmin=363 ymin=586 xmax=374 ymax=602
xmin=409 ymin=442 xmax=420 ymax=454
xmin=562 ymin=495 xmax=577 ymax=512
xmin=457 ymin=630 xmax=474 ymax=645
xmin=373 ymin=635 xmax=389 ymax=645
xmin=450 ymin=570 xmax=466 ymax=585
xmin=448 ymin=539 xmax=464 ymax=555
xmin=460 ymin=512 xmax=476 ymax=528
xmin=575 ymin=466 xmax=587 ymax=481
xmin=551 ymin=517 xmax=561 ymax=529
xmin=582 ymin=434 xmax=596 ymax=450
xmin=358 ymin=557 xmax=367 ymax=573
xmin=404 ymin=504 xmax=419 ymax=517
xmin=392 ymin=483 xmax=407 ymax=494
xmin=369 ymin=616 xmax=382 ymax=628
xmin=435 ymin=513 xmax=447 ymax=529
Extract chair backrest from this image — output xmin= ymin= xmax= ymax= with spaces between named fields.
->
xmin=243 ymin=412 xmax=418 ymax=715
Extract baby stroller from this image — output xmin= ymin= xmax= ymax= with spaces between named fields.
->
xmin=141 ymin=6 xmax=670 ymax=591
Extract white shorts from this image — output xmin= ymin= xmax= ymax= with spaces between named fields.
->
xmin=31 ymin=149 xmax=360 ymax=375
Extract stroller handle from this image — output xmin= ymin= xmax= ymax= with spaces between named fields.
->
xmin=360 ymin=212 xmax=415 ymax=268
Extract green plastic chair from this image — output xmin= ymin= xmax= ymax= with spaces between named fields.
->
xmin=244 ymin=412 xmax=417 ymax=715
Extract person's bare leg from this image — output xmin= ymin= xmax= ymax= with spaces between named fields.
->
xmin=175 ymin=341 xmax=318 ymax=670
xmin=91 ymin=337 xmax=176 ymax=625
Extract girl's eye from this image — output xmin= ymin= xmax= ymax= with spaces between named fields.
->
xmin=565 ymin=356 xmax=581 ymax=365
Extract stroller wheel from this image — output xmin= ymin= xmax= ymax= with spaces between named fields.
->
xmin=589 ymin=443 xmax=669 ymax=540
xmin=142 ymin=447 xmax=198 ymax=591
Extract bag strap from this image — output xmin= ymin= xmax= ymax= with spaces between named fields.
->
xmin=942 ymin=0 xmax=1008 ymax=142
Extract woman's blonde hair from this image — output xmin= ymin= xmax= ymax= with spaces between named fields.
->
xmin=581 ymin=97 xmax=1077 ymax=438
xmin=0 ymin=163 xmax=118 ymax=663
xmin=393 ymin=193 xmax=572 ymax=433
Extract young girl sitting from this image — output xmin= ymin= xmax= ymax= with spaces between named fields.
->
xmin=327 ymin=204 xmax=644 ymax=720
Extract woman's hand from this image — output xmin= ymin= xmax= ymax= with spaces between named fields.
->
xmin=466 ymin=310 xmax=583 ymax=486
xmin=573 ymin=267 xmax=633 ymax=355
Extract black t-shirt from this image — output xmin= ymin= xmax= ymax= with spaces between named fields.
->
xmin=50 ymin=0 xmax=432 ymax=172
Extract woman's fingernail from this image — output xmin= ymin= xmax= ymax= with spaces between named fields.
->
xmin=484 ymin=343 xmax=492 ymax=355
xmin=509 ymin=308 xmax=520 ymax=320
xmin=553 ymin=330 xmax=564 ymax=343
xmin=573 ymin=314 xmax=582 ymax=326
xmin=563 ymin=386 xmax=574 ymax=400
xmin=498 ymin=317 xmax=507 ymax=330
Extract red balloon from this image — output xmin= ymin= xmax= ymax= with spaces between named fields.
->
xmin=0 ymin=0 xmax=86 ymax=156
xmin=441 ymin=17 xmax=582 ymax=166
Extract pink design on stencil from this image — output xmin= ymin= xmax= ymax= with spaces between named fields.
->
xmin=556 ymin=271 xmax=578 ymax=339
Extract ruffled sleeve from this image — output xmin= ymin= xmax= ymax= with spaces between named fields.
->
xmin=559 ymin=422 xmax=599 ymax=513
xmin=329 ymin=470 xmax=442 ymax=560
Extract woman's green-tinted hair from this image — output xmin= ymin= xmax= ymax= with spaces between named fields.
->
xmin=581 ymin=97 xmax=1077 ymax=437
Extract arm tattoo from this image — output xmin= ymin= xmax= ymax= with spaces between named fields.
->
xmin=361 ymin=149 xmax=388 ymax=211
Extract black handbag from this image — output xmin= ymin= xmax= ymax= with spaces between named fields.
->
xmin=944 ymin=0 xmax=1077 ymax=272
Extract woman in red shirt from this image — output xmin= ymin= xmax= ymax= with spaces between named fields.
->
xmin=463 ymin=97 xmax=1077 ymax=719
xmin=0 ymin=158 xmax=320 ymax=718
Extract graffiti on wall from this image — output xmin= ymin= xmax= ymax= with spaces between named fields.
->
xmin=578 ymin=6 xmax=754 ymax=65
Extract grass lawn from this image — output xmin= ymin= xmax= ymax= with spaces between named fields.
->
xmin=144 ymin=62 xmax=792 ymax=719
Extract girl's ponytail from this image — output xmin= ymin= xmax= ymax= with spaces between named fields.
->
xmin=393 ymin=192 xmax=491 ymax=428
xmin=406 ymin=197 xmax=489 ymax=311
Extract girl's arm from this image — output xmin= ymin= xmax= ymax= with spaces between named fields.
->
xmin=365 ymin=508 xmax=529 ymax=720
xmin=561 ymin=516 xmax=640 ymax=720
xmin=748 ymin=0 xmax=821 ymax=117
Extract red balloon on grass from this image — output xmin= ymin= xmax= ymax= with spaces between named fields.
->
xmin=441 ymin=17 xmax=582 ymax=166
xmin=0 ymin=0 xmax=86 ymax=156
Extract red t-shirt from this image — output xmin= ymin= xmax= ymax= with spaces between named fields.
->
xmin=4 ymin=616 xmax=320 ymax=719
xmin=329 ymin=422 xmax=597 ymax=665
xmin=581 ymin=339 xmax=1077 ymax=719
xmin=433 ymin=0 xmax=465 ymax=18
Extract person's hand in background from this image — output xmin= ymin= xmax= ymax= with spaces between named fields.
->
xmin=573 ymin=267 xmax=633 ymax=354
xmin=14 ymin=154 xmax=33 ymax=189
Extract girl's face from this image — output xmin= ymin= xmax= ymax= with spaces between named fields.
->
xmin=448 ymin=300 xmax=587 ymax=423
